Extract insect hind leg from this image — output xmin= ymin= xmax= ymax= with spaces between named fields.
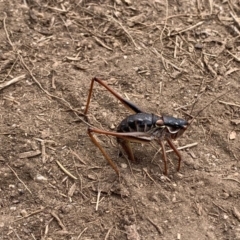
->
xmin=117 ymin=138 xmax=136 ymax=163
xmin=84 ymin=77 xmax=144 ymax=115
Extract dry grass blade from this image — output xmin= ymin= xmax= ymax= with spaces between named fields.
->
xmin=169 ymin=21 xmax=204 ymax=37
xmin=7 ymin=164 xmax=32 ymax=195
xmin=56 ymin=160 xmax=78 ymax=180
xmin=0 ymin=74 xmax=26 ymax=91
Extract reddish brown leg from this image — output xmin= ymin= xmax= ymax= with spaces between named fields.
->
xmin=167 ymin=139 xmax=182 ymax=171
xmin=117 ymin=138 xmax=136 ymax=163
xmin=87 ymin=127 xmax=151 ymax=175
xmin=159 ymin=141 xmax=168 ymax=175
xmin=88 ymin=128 xmax=120 ymax=175
xmin=84 ymin=77 xmax=144 ymax=115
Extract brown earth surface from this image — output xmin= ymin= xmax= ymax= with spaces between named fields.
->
xmin=0 ymin=0 xmax=240 ymax=239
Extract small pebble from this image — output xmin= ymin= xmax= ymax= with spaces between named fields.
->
xmin=121 ymin=163 xmax=128 ymax=169
xmin=223 ymin=213 xmax=228 ymax=220
xmin=20 ymin=209 xmax=28 ymax=217
xmin=177 ymin=233 xmax=181 ymax=239
xmin=110 ymin=123 xmax=115 ymax=130
xmin=34 ymin=173 xmax=48 ymax=182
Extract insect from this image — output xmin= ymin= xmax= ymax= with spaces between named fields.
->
xmin=84 ymin=77 xmax=225 ymax=176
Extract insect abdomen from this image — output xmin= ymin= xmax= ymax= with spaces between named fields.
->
xmin=117 ymin=113 xmax=161 ymax=133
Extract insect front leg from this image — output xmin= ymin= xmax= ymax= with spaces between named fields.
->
xmin=166 ymin=139 xmax=182 ymax=171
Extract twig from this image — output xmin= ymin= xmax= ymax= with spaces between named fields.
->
xmin=95 ymin=188 xmax=101 ymax=211
xmin=77 ymin=227 xmax=88 ymax=240
xmin=159 ymin=81 xmax=162 ymax=95
xmin=7 ymin=164 xmax=32 ymax=195
xmin=169 ymin=21 xmax=204 ymax=37
xmin=13 ymin=207 xmax=46 ymax=222
xmin=233 ymin=207 xmax=240 ymax=221
xmin=3 ymin=13 xmax=14 ymax=49
xmin=219 ymin=100 xmax=240 ymax=108
xmin=222 ymin=178 xmax=240 ymax=185
xmin=0 ymin=74 xmax=26 ymax=91
xmin=151 ymin=142 xmax=198 ymax=163
xmin=166 ymin=142 xmax=198 ymax=153
xmin=69 ymin=148 xmax=87 ymax=165
xmin=160 ymin=0 xmax=169 ymax=47
xmin=43 ymin=218 xmax=53 ymax=238
xmin=212 ymin=201 xmax=227 ymax=213
xmin=227 ymin=50 xmax=240 ymax=62
xmin=51 ymin=211 xmax=67 ymax=232
xmin=147 ymin=217 xmax=163 ymax=235
xmin=208 ymin=0 xmax=213 ymax=14
xmin=31 ymin=233 xmax=37 ymax=240
xmin=143 ymin=168 xmax=157 ymax=184
xmin=230 ymin=11 xmax=240 ymax=29
xmin=174 ymin=36 xmax=178 ymax=58
xmin=174 ymin=102 xmax=194 ymax=111
xmin=59 ymin=14 xmax=74 ymax=41
xmin=1 ymin=56 xmax=20 ymax=83
xmin=104 ymin=226 xmax=114 ymax=240
xmin=45 ymin=5 xmax=68 ymax=12
xmin=13 ymin=230 xmax=22 ymax=240
xmin=56 ymin=160 xmax=78 ymax=180
xmin=202 ymin=54 xmax=217 ymax=77
xmin=19 ymin=150 xmax=41 ymax=159
xmin=93 ymin=36 xmax=113 ymax=51
xmin=41 ymin=141 xmax=46 ymax=163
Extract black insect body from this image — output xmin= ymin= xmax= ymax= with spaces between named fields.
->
xmin=84 ymin=77 xmax=192 ymax=175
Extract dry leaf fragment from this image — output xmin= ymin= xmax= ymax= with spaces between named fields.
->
xmin=68 ymin=183 xmax=76 ymax=197
xmin=229 ymin=131 xmax=236 ymax=140
xmin=65 ymin=56 xmax=81 ymax=61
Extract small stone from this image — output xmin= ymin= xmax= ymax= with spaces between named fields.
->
xmin=121 ymin=163 xmax=128 ymax=169
xmin=223 ymin=213 xmax=228 ymax=220
xmin=110 ymin=123 xmax=115 ymax=130
xmin=61 ymin=205 xmax=73 ymax=214
xmin=88 ymin=174 xmax=97 ymax=180
xmin=176 ymin=173 xmax=183 ymax=179
xmin=34 ymin=173 xmax=48 ymax=182
xmin=20 ymin=209 xmax=28 ymax=217
xmin=221 ymin=192 xmax=229 ymax=199
xmin=10 ymin=206 xmax=16 ymax=211
xmin=195 ymin=43 xmax=203 ymax=49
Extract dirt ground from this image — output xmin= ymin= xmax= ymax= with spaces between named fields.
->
xmin=0 ymin=0 xmax=240 ymax=239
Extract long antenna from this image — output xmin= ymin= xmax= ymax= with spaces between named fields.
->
xmin=188 ymin=90 xmax=231 ymax=126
